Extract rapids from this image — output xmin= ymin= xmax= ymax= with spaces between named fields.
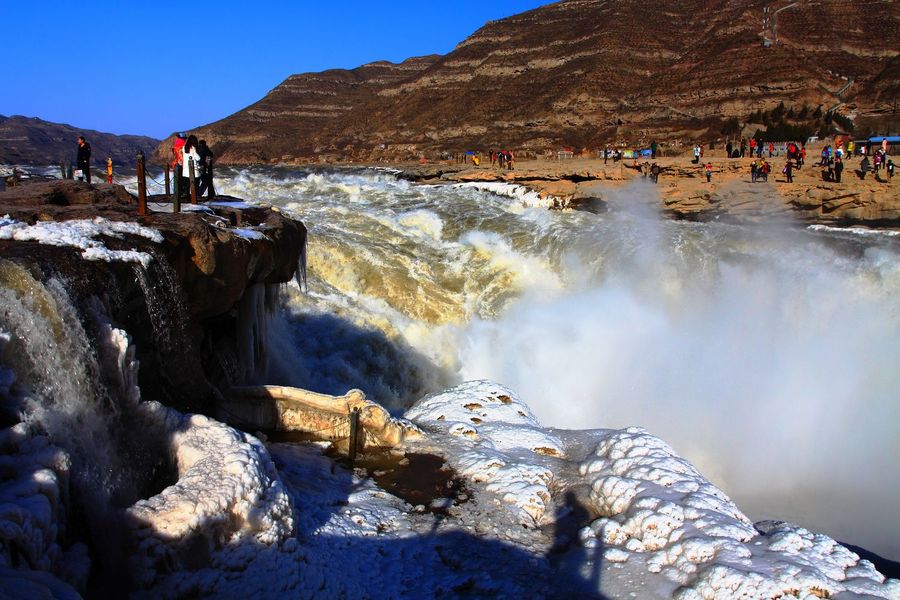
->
xmin=206 ymin=167 xmax=900 ymax=561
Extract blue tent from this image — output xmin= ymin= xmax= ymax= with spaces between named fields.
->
xmin=868 ymin=136 xmax=900 ymax=143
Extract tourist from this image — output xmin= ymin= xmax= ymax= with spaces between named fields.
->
xmin=858 ymin=155 xmax=870 ymax=180
xmin=751 ymin=160 xmax=758 ymax=183
xmin=761 ymin=159 xmax=770 ymax=182
xmin=749 ymin=137 xmax=756 ymax=158
xmin=740 ymin=138 xmax=747 ymax=158
xmin=726 ymin=141 xmax=733 ymax=159
xmin=197 ymin=140 xmax=215 ymax=199
xmin=651 ymin=140 xmax=658 ymax=159
xmin=693 ymin=144 xmax=701 ymax=164
xmin=705 ymin=161 xmax=713 ymax=183
xmin=76 ymin=135 xmax=91 ymax=184
xmin=834 ymin=157 xmax=843 ymax=183
xmin=181 ymin=135 xmax=201 ymax=197
xmin=847 ymin=140 xmax=855 ymax=156
xmin=887 ymin=159 xmax=895 ymax=181
xmin=172 ymin=133 xmax=186 ymax=198
xmin=784 ymin=160 xmax=793 ymax=183
xmin=106 ymin=157 xmax=113 ymax=184
xmin=768 ymin=142 xmax=774 ymax=158
xmin=873 ymin=150 xmax=882 ymax=174
xmin=650 ymin=162 xmax=660 ymax=184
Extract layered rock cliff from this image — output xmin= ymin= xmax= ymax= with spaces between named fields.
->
xmin=171 ymin=0 xmax=900 ymax=164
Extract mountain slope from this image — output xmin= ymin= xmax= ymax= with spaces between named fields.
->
xmin=0 ymin=115 xmax=160 ymax=166
xmin=178 ymin=0 xmax=900 ymax=164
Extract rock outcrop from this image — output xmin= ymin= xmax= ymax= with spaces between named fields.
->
xmin=172 ymin=0 xmax=899 ymax=164
xmin=0 ymin=181 xmax=307 ymax=410
xmin=398 ymin=151 xmax=900 ymax=227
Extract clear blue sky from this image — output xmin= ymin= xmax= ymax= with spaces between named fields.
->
xmin=2 ymin=1 xmax=550 ymax=139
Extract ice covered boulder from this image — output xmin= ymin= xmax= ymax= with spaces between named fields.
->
xmin=406 ymin=380 xmax=564 ymax=525
xmin=579 ymin=427 xmax=900 ymax=599
xmin=126 ymin=402 xmax=294 ymax=586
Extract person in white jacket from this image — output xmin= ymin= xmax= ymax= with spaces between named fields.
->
xmin=181 ymin=135 xmax=202 ymax=198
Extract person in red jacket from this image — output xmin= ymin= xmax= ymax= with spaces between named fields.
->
xmin=705 ymin=162 xmax=713 ymax=183
xmin=172 ymin=133 xmax=186 ymax=198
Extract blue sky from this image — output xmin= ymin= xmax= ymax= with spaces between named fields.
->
xmin=2 ymin=1 xmax=549 ymax=139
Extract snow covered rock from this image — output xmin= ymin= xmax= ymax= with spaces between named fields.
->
xmin=579 ymin=427 xmax=900 ymax=599
xmin=126 ymin=402 xmax=294 ymax=586
xmin=405 ymin=380 xmax=563 ymax=525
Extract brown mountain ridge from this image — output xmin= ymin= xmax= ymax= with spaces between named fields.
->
xmin=165 ymin=0 xmax=900 ymax=165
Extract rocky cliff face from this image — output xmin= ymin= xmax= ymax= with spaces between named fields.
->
xmin=0 ymin=181 xmax=306 ymax=411
xmin=0 ymin=115 xmax=161 ymax=166
xmin=175 ymin=0 xmax=899 ymax=164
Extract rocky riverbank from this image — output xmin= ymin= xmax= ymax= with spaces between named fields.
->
xmin=398 ymin=152 xmax=900 ymax=228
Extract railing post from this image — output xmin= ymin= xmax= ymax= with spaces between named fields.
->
xmin=348 ymin=407 xmax=360 ymax=461
xmin=136 ymin=151 xmax=147 ymax=216
xmin=189 ymin=158 xmax=197 ymax=204
xmin=165 ymin=162 xmax=171 ymax=198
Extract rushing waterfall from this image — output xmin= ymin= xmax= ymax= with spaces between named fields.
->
xmin=209 ymin=167 xmax=900 ymax=560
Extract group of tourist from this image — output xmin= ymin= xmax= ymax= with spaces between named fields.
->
xmin=172 ymin=133 xmax=216 ymax=199
xmin=489 ymin=149 xmax=515 ymax=169
xmin=68 ymin=133 xmax=217 ymax=199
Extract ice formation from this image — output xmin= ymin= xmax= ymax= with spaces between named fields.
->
xmin=453 ymin=181 xmax=555 ymax=208
xmin=126 ymin=402 xmax=294 ymax=586
xmin=0 ymin=357 xmax=88 ymax=597
xmin=406 ymin=380 xmax=564 ymax=525
xmin=578 ymin=427 xmax=900 ymax=599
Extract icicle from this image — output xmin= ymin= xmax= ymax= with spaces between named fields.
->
xmin=295 ymin=232 xmax=308 ymax=293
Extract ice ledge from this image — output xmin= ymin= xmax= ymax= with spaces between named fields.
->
xmin=125 ymin=402 xmax=294 ymax=586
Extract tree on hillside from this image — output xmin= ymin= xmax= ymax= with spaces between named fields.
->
xmin=772 ymin=101 xmax=787 ymax=121
xmin=721 ymin=117 xmax=741 ymax=136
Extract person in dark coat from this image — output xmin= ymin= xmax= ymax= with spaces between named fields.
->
xmin=834 ymin=158 xmax=843 ymax=183
xmin=76 ymin=136 xmax=91 ymax=184
xmin=784 ymin=160 xmax=793 ymax=183
xmin=858 ymin=156 xmax=870 ymax=180
xmin=197 ymin=139 xmax=216 ymax=199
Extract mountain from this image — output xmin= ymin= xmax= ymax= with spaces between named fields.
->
xmin=0 ymin=115 xmax=160 ymax=166
xmin=169 ymin=0 xmax=899 ymax=164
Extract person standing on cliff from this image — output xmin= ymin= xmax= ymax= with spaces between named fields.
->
xmin=180 ymin=135 xmax=201 ymax=198
xmin=106 ymin=157 xmax=113 ymax=184
xmin=197 ymin=139 xmax=215 ymax=199
xmin=172 ymin=133 xmax=186 ymax=198
xmin=705 ymin=161 xmax=713 ymax=183
xmin=76 ymin=136 xmax=91 ymax=183
xmin=834 ymin=157 xmax=843 ymax=183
